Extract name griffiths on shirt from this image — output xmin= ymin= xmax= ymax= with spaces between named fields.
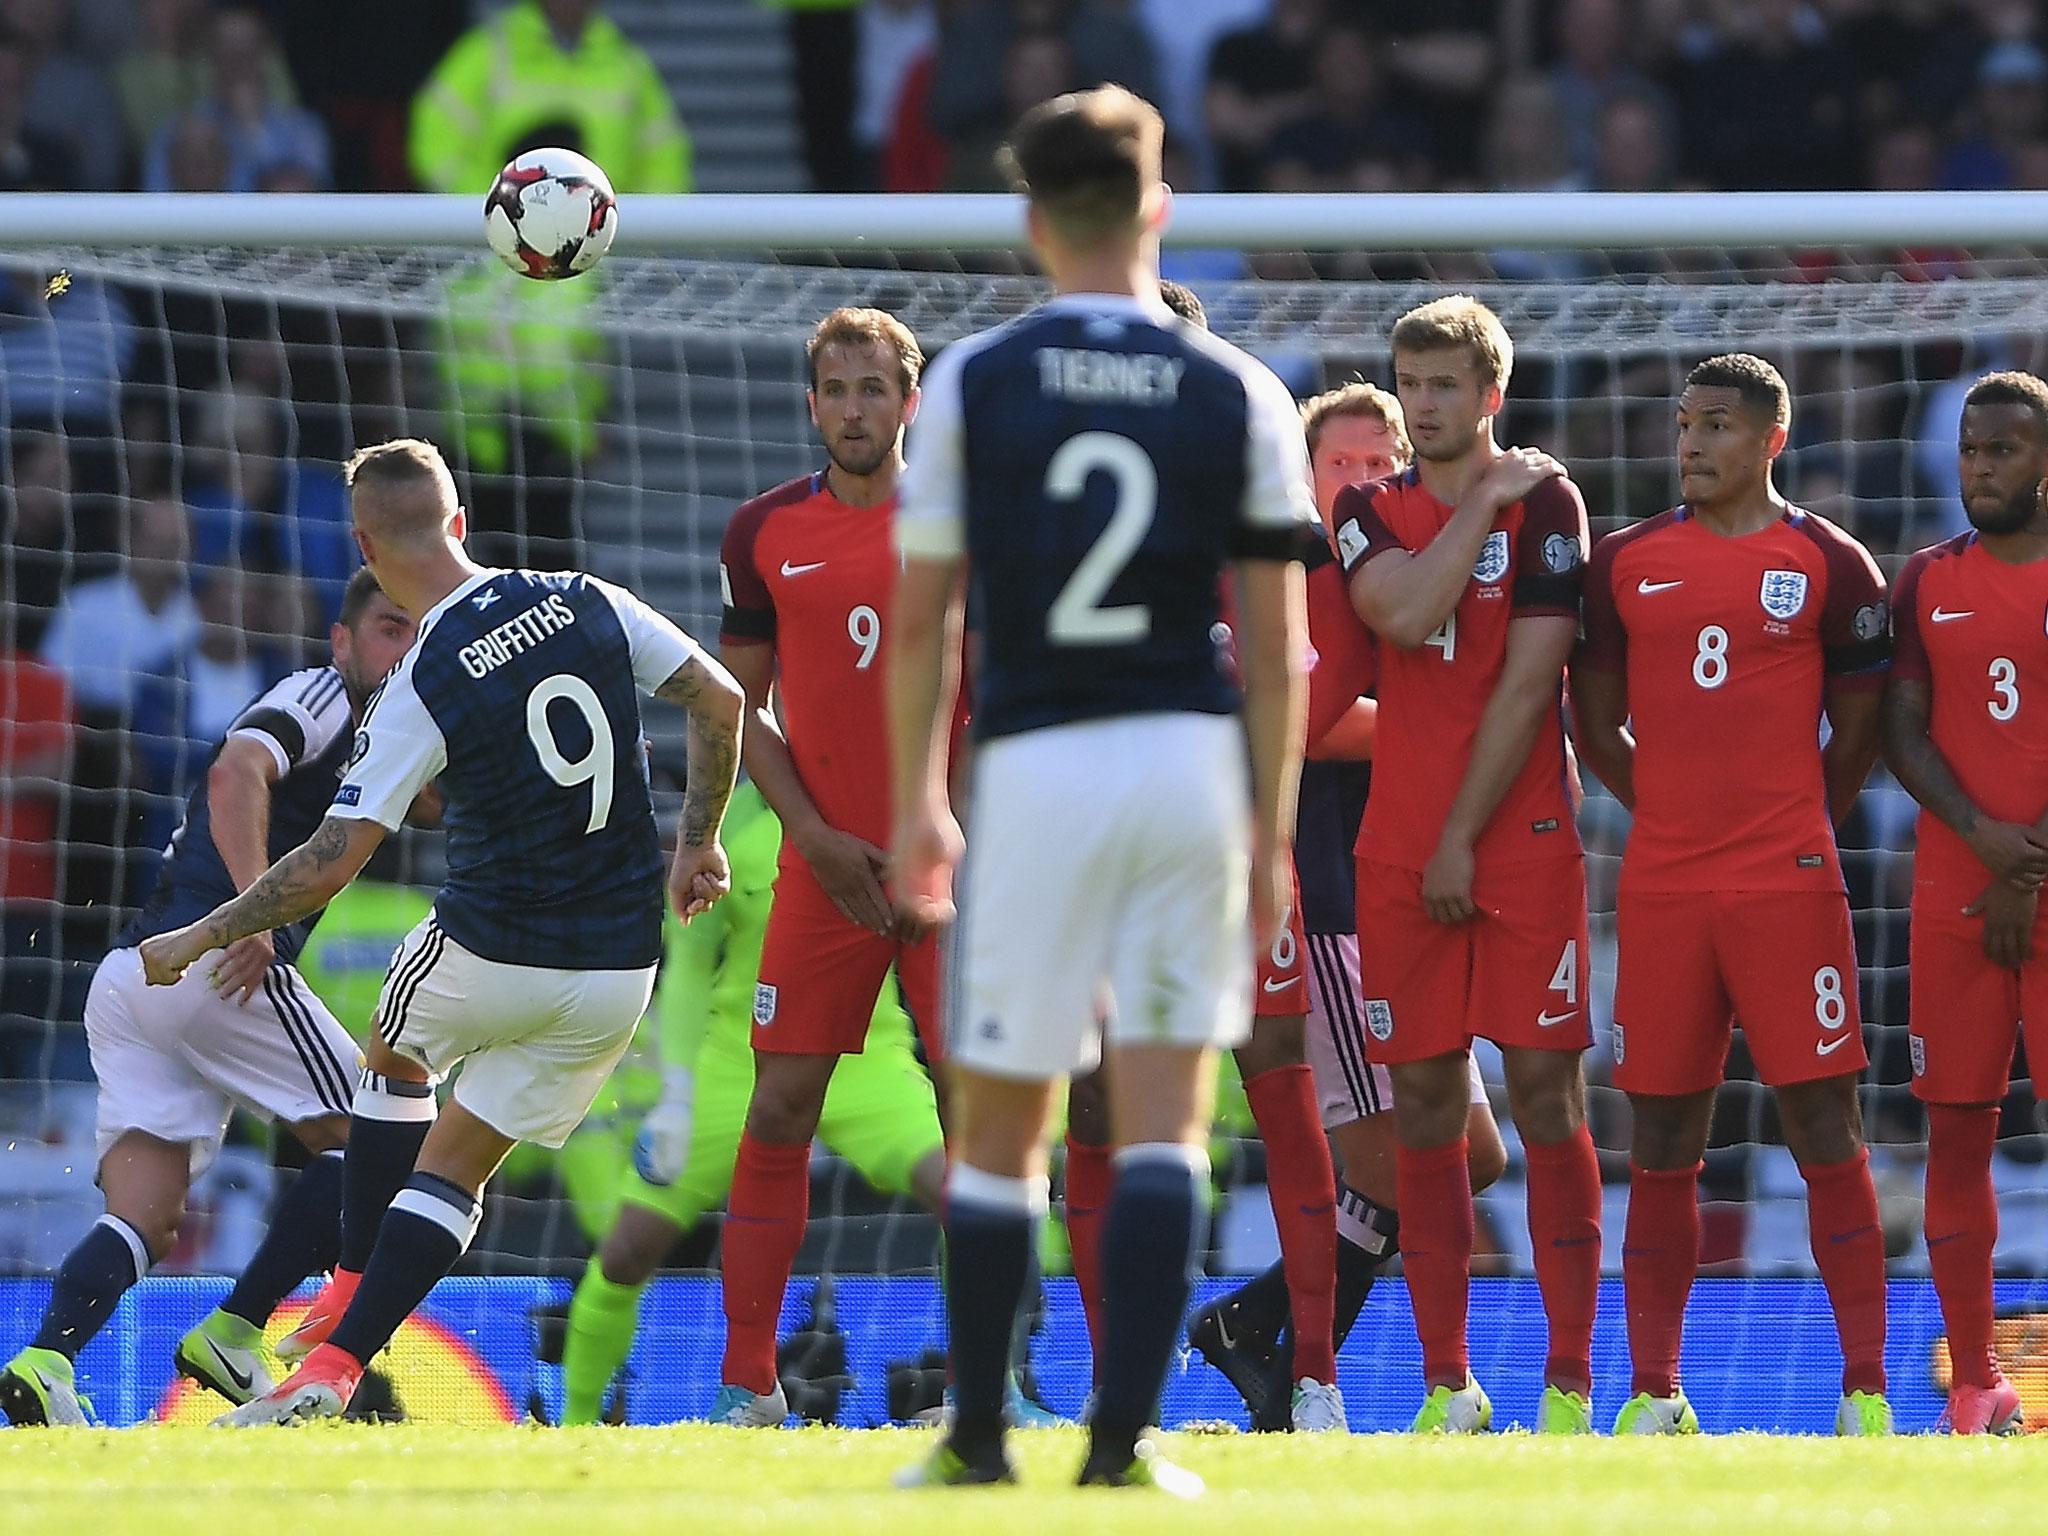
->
xmin=458 ymin=592 xmax=578 ymax=679
xmin=1037 ymin=347 xmax=1185 ymax=405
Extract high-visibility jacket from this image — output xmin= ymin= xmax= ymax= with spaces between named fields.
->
xmin=409 ymin=0 xmax=691 ymax=194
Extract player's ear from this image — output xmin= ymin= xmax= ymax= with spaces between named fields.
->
xmin=450 ymin=504 xmax=469 ymax=543
xmin=1482 ymin=380 xmax=1505 ymax=420
xmin=1763 ymin=420 xmax=1790 ymax=461
xmin=352 ymin=525 xmax=375 ymax=566
xmin=900 ymin=385 xmax=921 ymax=429
xmin=807 ymin=389 xmax=820 ymax=430
xmin=1144 ymin=181 xmax=1172 ymax=239
xmin=329 ymin=620 xmax=352 ymax=670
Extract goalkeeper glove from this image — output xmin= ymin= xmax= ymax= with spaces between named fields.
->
xmin=631 ymin=1067 xmax=694 ymax=1186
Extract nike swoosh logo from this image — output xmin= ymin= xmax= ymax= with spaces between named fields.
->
xmin=1930 ymin=607 xmax=1974 ymax=623
xmin=1637 ymin=579 xmax=1683 ymax=595
xmin=208 ymin=1338 xmax=253 ymax=1392
xmin=1211 ymin=1312 xmax=1237 ymax=1349
xmin=1536 ymin=1009 xmax=1578 ymax=1028
xmin=1816 ymin=1035 xmax=1853 ymax=1056
xmin=780 ymin=560 xmax=827 ymax=577
xmin=1261 ymin=976 xmax=1301 ymax=993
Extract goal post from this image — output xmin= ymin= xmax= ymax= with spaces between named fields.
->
xmin=3 ymin=192 xmax=2046 ymax=1430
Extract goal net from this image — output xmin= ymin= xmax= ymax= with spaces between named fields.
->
xmin=3 ymin=196 xmax=2046 ymax=1432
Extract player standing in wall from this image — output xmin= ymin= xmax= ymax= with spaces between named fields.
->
xmin=139 ymin=439 xmax=744 ymax=1425
xmin=1190 ymin=384 xmax=1508 ymax=1428
xmin=1330 ymin=297 xmax=1601 ymax=1435
xmin=889 ymin=86 xmax=1319 ymax=1491
xmin=1881 ymin=369 xmax=2048 ymax=1436
xmin=1575 ymin=354 xmax=1894 ymax=1436
xmin=710 ymin=308 xmax=957 ymax=1427
xmin=0 ymin=570 xmax=414 ymax=1426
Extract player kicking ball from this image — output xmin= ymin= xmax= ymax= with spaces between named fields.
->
xmin=1881 ymin=370 xmax=2048 ymax=1436
xmin=138 ymin=438 xmax=745 ymax=1425
xmin=0 ymin=571 xmax=414 ymax=1426
xmin=1575 ymin=355 xmax=1894 ymax=1436
xmin=1331 ymin=298 xmax=1601 ymax=1434
xmin=557 ymin=780 xmax=945 ymax=1426
xmin=889 ymin=86 xmax=1319 ymax=1493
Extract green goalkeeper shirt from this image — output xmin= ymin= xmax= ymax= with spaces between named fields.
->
xmin=655 ymin=779 xmax=912 ymax=1069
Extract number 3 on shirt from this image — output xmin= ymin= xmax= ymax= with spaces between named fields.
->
xmin=1989 ymin=656 xmax=2020 ymax=721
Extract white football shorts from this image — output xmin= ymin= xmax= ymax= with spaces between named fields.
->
xmin=86 ymin=945 xmax=359 ymax=1169
xmin=948 ymin=712 xmax=1253 ymax=1079
xmin=1303 ymin=930 xmax=1486 ymax=1129
xmin=374 ymin=914 xmax=655 ymax=1148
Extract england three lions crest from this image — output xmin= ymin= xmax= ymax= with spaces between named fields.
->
xmin=1759 ymin=569 xmax=1809 ymax=620
xmin=1473 ymin=529 xmax=1511 ymax=585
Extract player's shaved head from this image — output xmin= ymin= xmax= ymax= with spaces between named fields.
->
xmin=1001 ymin=85 xmax=1163 ymax=249
xmin=1302 ymin=381 xmax=1410 ymax=462
xmin=1963 ymin=369 xmax=2048 ymax=437
xmin=1684 ymin=353 xmax=1790 ymax=428
xmin=345 ymin=438 xmax=461 ymax=547
xmin=1391 ymin=296 xmax=1513 ymax=393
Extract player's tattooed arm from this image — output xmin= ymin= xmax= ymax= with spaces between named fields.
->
xmin=658 ymin=651 xmax=744 ymax=922
xmin=138 ymin=816 xmax=386 ymax=985
xmin=1881 ymin=676 xmax=2048 ymax=887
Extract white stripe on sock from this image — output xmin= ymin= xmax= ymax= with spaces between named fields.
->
xmin=389 ymin=1186 xmax=479 ymax=1249
xmin=1113 ymin=1141 xmax=1211 ymax=1181
xmin=352 ymin=1078 xmax=438 ymax=1124
xmin=947 ymin=1163 xmax=1050 ymax=1216
xmin=95 ymin=1213 xmax=151 ymax=1280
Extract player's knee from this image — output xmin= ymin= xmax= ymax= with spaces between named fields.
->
xmin=746 ymin=1065 xmax=830 ymax=1144
xmin=1502 ymin=1051 xmax=1586 ymax=1144
xmin=291 ymin=1113 xmax=350 ymax=1155
xmin=598 ymin=1221 xmax=669 ymax=1286
xmin=1781 ymin=1078 xmax=1864 ymax=1168
xmin=1236 ymin=1014 xmax=1305 ymax=1076
xmin=1066 ymin=1068 xmax=1111 ymax=1146
xmin=1628 ymin=1092 xmax=1713 ymax=1170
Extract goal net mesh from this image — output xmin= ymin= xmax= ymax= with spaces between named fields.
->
xmin=3 ymin=238 xmax=2045 ymax=1430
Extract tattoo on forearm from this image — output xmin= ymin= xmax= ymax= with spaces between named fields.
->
xmin=203 ymin=819 xmax=356 ymax=948
xmin=660 ymin=659 xmax=741 ymax=848
xmin=1881 ymin=687 xmax=1980 ymax=839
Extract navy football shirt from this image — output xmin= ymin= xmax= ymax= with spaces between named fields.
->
xmin=330 ymin=569 xmax=699 ymax=972
xmin=897 ymin=292 xmax=1318 ymax=740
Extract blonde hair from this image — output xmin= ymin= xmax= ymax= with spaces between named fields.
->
xmin=344 ymin=438 xmax=460 ymax=543
xmin=807 ymin=307 xmax=924 ymax=397
xmin=1301 ymin=382 xmax=1411 ymax=463
xmin=1390 ymin=295 xmax=1514 ymax=393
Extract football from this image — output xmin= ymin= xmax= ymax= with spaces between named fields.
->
xmin=482 ymin=147 xmax=619 ymax=280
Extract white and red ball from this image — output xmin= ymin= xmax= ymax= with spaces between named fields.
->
xmin=483 ymin=147 xmax=618 ymax=280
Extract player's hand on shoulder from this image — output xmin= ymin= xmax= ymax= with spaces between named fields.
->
xmin=1965 ymin=877 xmax=2039 ymax=970
xmin=888 ymin=805 xmax=964 ymax=942
xmin=1963 ymin=818 xmax=2048 ymax=891
xmin=793 ymin=822 xmax=897 ymax=936
xmin=139 ymin=926 xmax=206 ymax=987
xmin=1479 ymin=447 xmax=1566 ymax=508
xmin=209 ymin=930 xmax=276 ymax=1005
xmin=669 ymin=840 xmax=733 ymax=924
xmin=1421 ymin=835 xmax=1480 ymax=925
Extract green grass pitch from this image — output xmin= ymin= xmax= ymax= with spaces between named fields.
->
xmin=5 ymin=1425 xmax=2047 ymax=1534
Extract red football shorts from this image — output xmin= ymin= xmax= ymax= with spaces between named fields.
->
xmin=1353 ymin=855 xmax=1591 ymax=1065
xmin=753 ymin=852 xmax=944 ymax=1061
xmin=1909 ymin=881 xmax=2048 ymax=1105
xmin=1613 ymin=888 xmax=1863 ymax=1096
xmin=1253 ymin=866 xmax=1308 ymax=1018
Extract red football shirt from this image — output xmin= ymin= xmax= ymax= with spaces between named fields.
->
xmin=1892 ymin=532 xmax=2048 ymax=893
xmin=720 ymin=472 xmax=929 ymax=848
xmin=1578 ymin=506 xmax=1889 ymax=895
xmin=1332 ymin=468 xmax=1588 ymax=873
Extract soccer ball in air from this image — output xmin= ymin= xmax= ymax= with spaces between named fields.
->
xmin=483 ymin=147 xmax=619 ymax=280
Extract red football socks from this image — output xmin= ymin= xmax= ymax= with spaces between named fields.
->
xmin=1802 ymin=1148 xmax=1888 ymax=1396
xmin=1063 ymin=1131 xmax=1112 ymax=1378
xmin=1924 ymin=1105 xmax=2001 ymax=1391
xmin=719 ymin=1133 xmax=811 ymax=1394
xmin=1524 ymin=1124 xmax=1601 ymax=1396
xmin=1622 ymin=1161 xmax=1701 ymax=1398
xmin=1244 ymin=1064 xmax=1339 ymax=1385
xmin=1395 ymin=1136 xmax=1473 ymax=1389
